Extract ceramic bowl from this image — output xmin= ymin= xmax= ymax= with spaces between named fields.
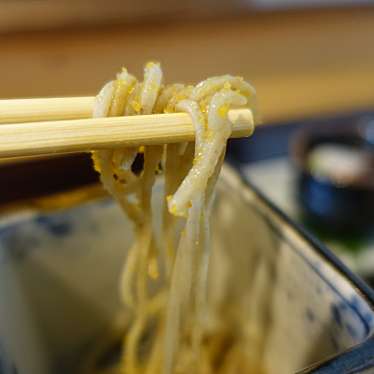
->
xmin=291 ymin=123 xmax=374 ymax=234
xmin=0 ymin=166 xmax=373 ymax=373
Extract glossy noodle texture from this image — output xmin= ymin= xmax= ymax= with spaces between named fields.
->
xmin=88 ymin=62 xmax=258 ymax=374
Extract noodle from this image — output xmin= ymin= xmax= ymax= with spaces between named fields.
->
xmin=88 ymin=62 xmax=257 ymax=374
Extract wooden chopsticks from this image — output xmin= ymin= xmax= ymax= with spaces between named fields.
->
xmin=0 ymin=97 xmax=254 ymax=159
xmin=0 ymin=97 xmax=95 ymax=124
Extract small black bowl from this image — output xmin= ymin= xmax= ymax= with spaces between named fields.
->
xmin=291 ymin=120 xmax=374 ymax=234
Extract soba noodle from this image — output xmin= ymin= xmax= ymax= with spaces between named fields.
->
xmin=88 ymin=62 xmax=257 ymax=374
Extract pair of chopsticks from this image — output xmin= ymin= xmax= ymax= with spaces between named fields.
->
xmin=0 ymin=97 xmax=254 ymax=159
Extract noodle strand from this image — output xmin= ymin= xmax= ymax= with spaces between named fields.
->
xmin=89 ymin=62 xmax=257 ymax=374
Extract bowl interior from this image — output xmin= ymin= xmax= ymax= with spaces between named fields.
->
xmin=0 ymin=167 xmax=373 ymax=374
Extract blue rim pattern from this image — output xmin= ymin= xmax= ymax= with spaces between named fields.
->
xmin=233 ymin=165 xmax=374 ymax=373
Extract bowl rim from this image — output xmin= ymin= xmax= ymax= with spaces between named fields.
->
xmin=232 ymin=163 xmax=374 ymax=308
xmin=229 ymin=163 xmax=374 ymax=373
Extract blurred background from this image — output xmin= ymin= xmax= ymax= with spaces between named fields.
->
xmin=1 ymin=0 xmax=374 ymax=283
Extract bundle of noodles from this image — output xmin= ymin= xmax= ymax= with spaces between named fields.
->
xmin=89 ymin=62 xmax=257 ymax=374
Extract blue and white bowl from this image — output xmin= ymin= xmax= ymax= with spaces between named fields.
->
xmin=0 ymin=166 xmax=373 ymax=373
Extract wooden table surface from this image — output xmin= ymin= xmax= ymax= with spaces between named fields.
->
xmin=1 ymin=8 xmax=374 ymax=123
